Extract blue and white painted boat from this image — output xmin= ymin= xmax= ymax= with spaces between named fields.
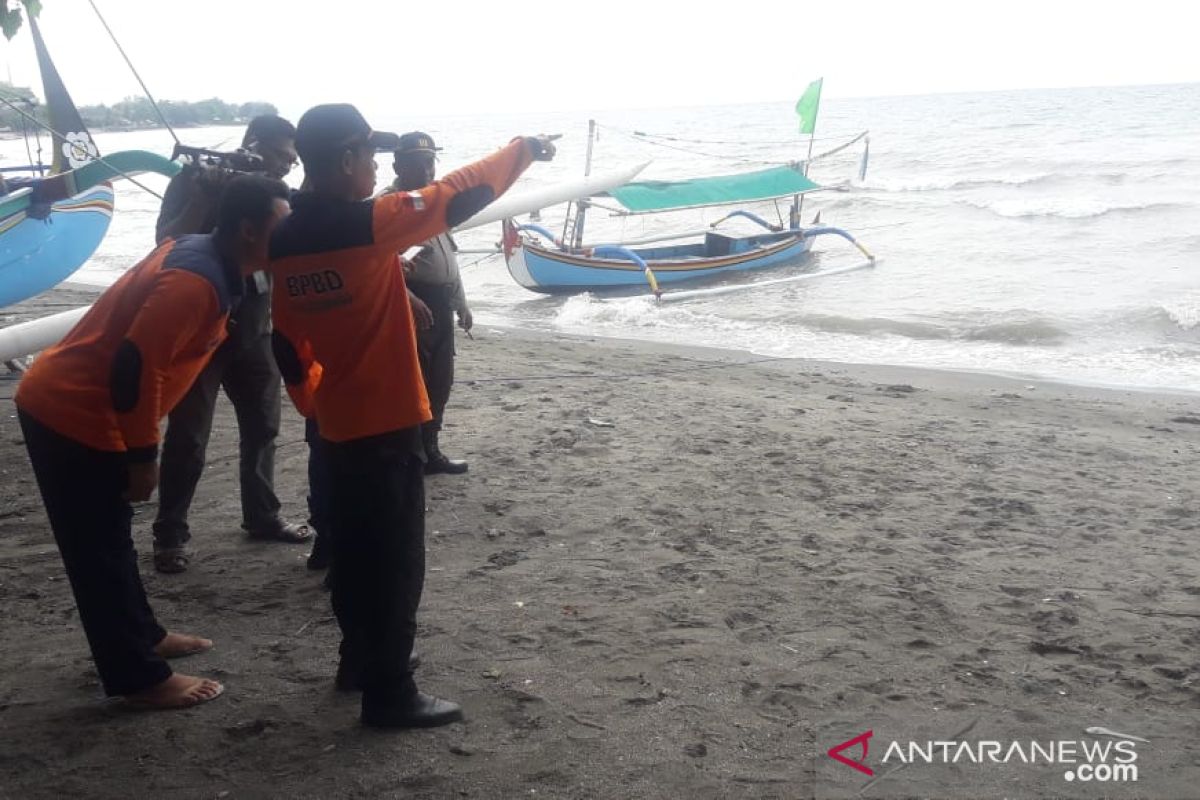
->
xmin=0 ymin=18 xmax=179 ymax=309
xmin=502 ymin=109 xmax=874 ymax=298
xmin=506 ymin=223 xmax=822 ymax=295
xmin=502 ymin=163 xmax=874 ymax=297
xmin=0 ymin=183 xmax=113 ymax=308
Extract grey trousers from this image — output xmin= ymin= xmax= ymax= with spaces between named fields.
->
xmin=408 ymin=282 xmax=455 ymax=434
xmin=152 ymin=331 xmax=282 ymax=548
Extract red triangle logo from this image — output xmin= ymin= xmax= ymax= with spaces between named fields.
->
xmin=827 ymin=730 xmax=874 ymax=776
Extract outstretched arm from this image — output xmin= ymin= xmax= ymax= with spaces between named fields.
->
xmin=370 ymin=136 xmax=555 ymax=254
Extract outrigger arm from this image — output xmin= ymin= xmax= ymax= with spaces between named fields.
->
xmin=513 ymin=223 xmax=663 ymax=298
xmin=802 ymin=225 xmax=876 ymax=262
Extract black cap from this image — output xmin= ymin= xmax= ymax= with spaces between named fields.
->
xmin=295 ymin=104 xmax=401 ymax=166
xmin=395 ymin=131 xmax=442 ymax=157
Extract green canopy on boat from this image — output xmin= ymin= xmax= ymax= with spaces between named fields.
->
xmin=604 ymin=164 xmax=821 ymax=213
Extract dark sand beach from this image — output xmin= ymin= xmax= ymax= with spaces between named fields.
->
xmin=1 ymin=287 xmax=1198 ymax=799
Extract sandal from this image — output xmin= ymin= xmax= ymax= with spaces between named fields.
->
xmin=153 ymin=546 xmax=191 ymax=574
xmin=244 ymin=520 xmax=313 ymax=543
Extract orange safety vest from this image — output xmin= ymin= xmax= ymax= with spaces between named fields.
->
xmin=15 ymin=235 xmax=243 ymax=459
xmin=269 ymin=138 xmax=533 ymax=442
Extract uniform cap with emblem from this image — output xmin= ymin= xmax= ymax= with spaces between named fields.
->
xmin=395 ymin=131 xmax=442 ymax=159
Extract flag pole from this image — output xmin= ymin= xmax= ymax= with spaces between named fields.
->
xmin=794 ymin=78 xmax=822 ymax=228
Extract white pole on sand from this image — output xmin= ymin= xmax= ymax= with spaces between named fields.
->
xmin=0 ymin=305 xmax=88 ymax=363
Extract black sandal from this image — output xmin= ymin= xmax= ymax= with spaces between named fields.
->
xmin=153 ymin=546 xmax=191 ymax=574
xmin=244 ymin=520 xmax=313 ymax=543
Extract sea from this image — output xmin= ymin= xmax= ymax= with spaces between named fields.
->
xmin=6 ymin=83 xmax=1198 ymax=391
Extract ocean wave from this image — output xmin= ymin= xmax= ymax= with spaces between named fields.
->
xmin=1147 ymin=300 xmax=1200 ymax=332
xmin=554 ymin=293 xmax=759 ymax=333
xmin=861 ymin=171 xmax=1148 ymax=193
xmin=964 ymin=198 xmax=1189 ymax=220
xmin=862 ymin=173 xmax=1052 ymax=192
xmin=782 ymin=312 xmax=1070 ymax=346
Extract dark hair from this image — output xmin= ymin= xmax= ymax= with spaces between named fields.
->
xmin=242 ymin=115 xmax=296 ymax=148
xmin=216 ymin=174 xmax=290 ymax=237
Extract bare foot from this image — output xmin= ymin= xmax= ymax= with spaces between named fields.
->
xmin=124 ymin=673 xmax=224 ymax=710
xmin=153 ymin=632 xmax=214 ymax=659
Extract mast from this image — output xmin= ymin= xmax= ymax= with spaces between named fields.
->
xmin=792 ymin=79 xmax=822 ymax=229
xmin=792 ymin=133 xmax=816 ymax=227
xmin=29 ymin=17 xmax=97 ymax=175
xmin=570 ymin=119 xmax=596 ymax=248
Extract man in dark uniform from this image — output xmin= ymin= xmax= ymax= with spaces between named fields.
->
xmin=389 ymin=132 xmax=471 ymax=475
xmin=151 ymin=115 xmax=310 ymax=574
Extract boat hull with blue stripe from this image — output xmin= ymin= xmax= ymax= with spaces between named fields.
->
xmin=0 ymin=184 xmax=114 ymax=307
xmin=507 ymin=229 xmax=813 ymax=294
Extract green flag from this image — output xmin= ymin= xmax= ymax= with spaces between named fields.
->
xmin=795 ymin=78 xmax=823 ymax=135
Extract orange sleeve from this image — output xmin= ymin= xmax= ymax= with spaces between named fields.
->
xmin=371 ymin=138 xmax=535 ymax=253
xmin=269 ymin=292 xmax=321 ymax=418
xmin=113 ymin=270 xmax=223 ymax=459
xmin=284 ymin=337 xmax=322 ymax=418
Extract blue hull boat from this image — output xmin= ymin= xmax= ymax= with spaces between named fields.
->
xmin=506 ymin=226 xmax=815 ymax=294
xmin=0 ymin=18 xmax=179 ymax=309
xmin=0 ymin=183 xmax=113 ymax=307
xmin=501 ymin=141 xmax=875 ymax=298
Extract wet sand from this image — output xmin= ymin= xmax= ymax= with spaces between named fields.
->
xmin=1 ymin=287 xmax=1198 ymax=799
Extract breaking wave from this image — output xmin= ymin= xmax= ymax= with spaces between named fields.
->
xmin=963 ymin=199 xmax=1189 ymax=220
xmin=861 ymin=171 xmax=1148 ymax=193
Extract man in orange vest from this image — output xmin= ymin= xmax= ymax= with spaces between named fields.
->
xmin=270 ymin=104 xmax=554 ymax=728
xmin=15 ymin=175 xmax=290 ymax=709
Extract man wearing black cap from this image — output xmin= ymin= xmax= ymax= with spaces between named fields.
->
xmin=389 ymin=132 xmax=470 ymax=475
xmin=270 ymin=103 xmax=555 ymax=729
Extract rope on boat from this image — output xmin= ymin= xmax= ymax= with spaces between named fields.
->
xmin=609 ymin=125 xmax=864 ymax=148
xmin=594 ymin=124 xmax=869 ymax=169
xmin=809 ymin=131 xmax=870 ymax=162
xmin=0 ymin=95 xmax=165 ymax=200
xmin=87 ymin=0 xmax=182 ymax=147
xmin=594 ymin=125 xmax=786 ymax=167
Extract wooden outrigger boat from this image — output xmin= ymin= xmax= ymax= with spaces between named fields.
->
xmin=503 ymin=92 xmax=875 ymax=298
xmin=503 ymin=162 xmax=874 ymax=296
xmin=0 ymin=18 xmax=179 ymax=308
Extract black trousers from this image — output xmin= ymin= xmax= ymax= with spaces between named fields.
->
xmin=153 ymin=331 xmax=282 ymax=547
xmin=325 ymin=428 xmax=425 ymax=711
xmin=409 ymin=282 xmax=456 ymax=433
xmin=305 ymin=417 xmax=332 ymax=540
xmin=19 ymin=412 xmax=171 ymax=696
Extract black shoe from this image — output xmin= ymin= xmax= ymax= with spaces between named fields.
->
xmin=335 ymin=652 xmax=421 ymax=692
xmin=421 ymin=427 xmax=468 ymax=475
xmin=424 ymin=454 xmax=468 ymax=475
xmin=361 ymin=692 xmax=463 ymax=729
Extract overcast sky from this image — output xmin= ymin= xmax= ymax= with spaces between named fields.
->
xmin=3 ymin=0 xmax=1197 ymax=119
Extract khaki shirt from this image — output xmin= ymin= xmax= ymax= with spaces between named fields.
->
xmin=384 ymin=179 xmax=468 ymax=315
xmin=407 ymin=232 xmax=468 ymax=315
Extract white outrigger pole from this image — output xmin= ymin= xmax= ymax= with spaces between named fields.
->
xmin=0 ymin=161 xmax=651 ymax=364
